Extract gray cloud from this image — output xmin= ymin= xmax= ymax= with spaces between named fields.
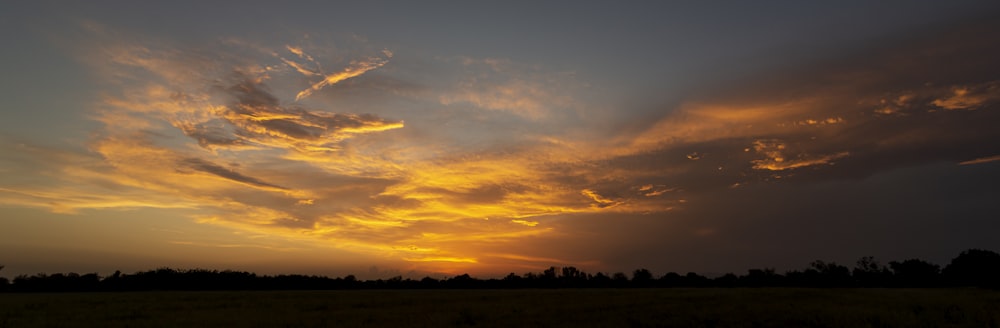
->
xmin=631 ymin=16 xmax=1000 ymax=188
xmin=176 ymin=78 xmax=405 ymax=151
xmin=7 ymin=13 xmax=999 ymax=277
xmin=178 ymin=157 xmax=288 ymax=190
xmin=485 ymin=15 xmax=1000 ymax=274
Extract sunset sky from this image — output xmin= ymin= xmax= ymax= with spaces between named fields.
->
xmin=2 ymin=1 xmax=999 ymax=279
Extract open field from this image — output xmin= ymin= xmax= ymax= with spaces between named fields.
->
xmin=1 ymin=288 xmax=999 ymax=327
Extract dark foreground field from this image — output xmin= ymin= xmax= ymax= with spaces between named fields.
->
xmin=1 ymin=288 xmax=998 ymax=327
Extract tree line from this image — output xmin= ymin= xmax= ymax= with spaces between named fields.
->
xmin=1 ymin=249 xmax=998 ymax=292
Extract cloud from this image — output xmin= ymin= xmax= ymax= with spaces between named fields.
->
xmin=293 ymin=49 xmax=393 ymax=101
xmin=510 ymin=219 xmax=539 ymax=227
xmin=749 ymin=139 xmax=849 ymax=171
xmin=959 ymin=155 xmax=1000 ymax=166
xmin=438 ymin=57 xmax=582 ymax=120
xmin=580 ymin=189 xmax=622 ymax=209
xmin=4 ymin=17 xmax=999 ymax=276
xmin=598 ymin=17 xmax=1000 ymax=192
xmin=178 ymin=157 xmax=287 ymax=191
xmin=0 ymin=139 xmax=204 ymax=214
xmin=931 ymin=82 xmax=1000 ymax=110
xmin=638 ymin=184 xmax=674 ymax=197
xmin=22 ymin=26 xmax=631 ymax=273
xmin=214 ymin=78 xmax=405 ymax=151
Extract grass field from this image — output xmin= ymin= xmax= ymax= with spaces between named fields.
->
xmin=1 ymin=288 xmax=999 ymax=327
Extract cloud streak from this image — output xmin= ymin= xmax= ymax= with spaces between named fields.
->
xmin=293 ymin=49 xmax=393 ymax=101
xmin=959 ymin=155 xmax=1000 ymax=166
xmin=217 ymin=78 xmax=404 ymax=151
xmin=178 ymin=157 xmax=288 ymax=191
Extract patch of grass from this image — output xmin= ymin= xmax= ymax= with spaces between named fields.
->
xmin=0 ymin=289 xmax=998 ymax=327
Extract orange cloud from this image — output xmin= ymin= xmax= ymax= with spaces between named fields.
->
xmin=932 ymin=83 xmax=1000 ymax=110
xmin=618 ymin=98 xmax=829 ymax=156
xmin=510 ymin=219 xmax=539 ymax=227
xmin=13 ymin=19 xmax=997 ymax=277
xmin=294 ymin=50 xmax=392 ymax=101
xmin=581 ymin=189 xmax=622 ymax=208
xmin=638 ymin=184 xmax=674 ymax=197
xmin=16 ymin=28 xmax=641 ymax=274
xmin=750 ymin=139 xmax=849 ymax=171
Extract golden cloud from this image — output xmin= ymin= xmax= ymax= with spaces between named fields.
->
xmin=750 ymin=139 xmax=850 ymax=171
xmin=294 ymin=49 xmax=393 ymax=101
xmin=932 ymin=83 xmax=1000 ymax=110
xmin=9 ymin=19 xmax=997 ymax=276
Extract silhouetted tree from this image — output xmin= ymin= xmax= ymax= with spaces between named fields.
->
xmin=501 ymin=272 xmax=520 ymax=288
xmin=659 ymin=272 xmax=684 ymax=287
xmin=447 ymin=274 xmax=475 ymax=289
xmin=741 ymin=268 xmax=783 ymax=287
xmin=544 ymin=266 xmax=558 ymax=279
xmin=554 ymin=266 xmax=589 ymax=287
xmin=5 ymin=248 xmax=999 ymax=291
xmin=684 ymin=272 xmax=710 ymax=287
xmin=714 ymin=273 xmax=738 ymax=287
xmin=632 ymin=269 xmax=654 ymax=287
xmin=853 ymin=256 xmax=892 ymax=287
xmin=419 ymin=276 xmax=440 ymax=288
xmin=561 ymin=266 xmax=585 ymax=280
xmin=611 ymin=272 xmax=629 ymax=287
xmin=810 ymin=261 xmax=852 ymax=287
xmin=382 ymin=276 xmax=404 ymax=288
xmin=943 ymin=249 xmax=1000 ymax=288
xmin=889 ymin=259 xmax=940 ymax=287
xmin=590 ymin=272 xmax=612 ymax=288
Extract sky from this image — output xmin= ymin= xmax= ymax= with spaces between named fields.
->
xmin=1 ymin=1 xmax=999 ymax=279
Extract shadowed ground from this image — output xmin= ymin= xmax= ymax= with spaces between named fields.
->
xmin=1 ymin=288 xmax=999 ymax=327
